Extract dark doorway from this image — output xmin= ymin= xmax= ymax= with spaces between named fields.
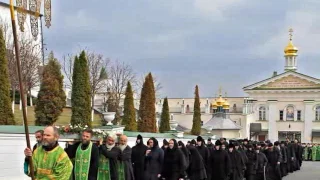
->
xmin=278 ymin=131 xmax=301 ymax=142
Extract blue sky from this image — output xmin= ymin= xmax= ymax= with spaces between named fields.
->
xmin=3 ymin=0 xmax=320 ymax=97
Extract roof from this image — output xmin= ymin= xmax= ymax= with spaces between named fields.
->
xmin=243 ymin=71 xmax=320 ymax=91
xmin=202 ymin=115 xmax=241 ymax=130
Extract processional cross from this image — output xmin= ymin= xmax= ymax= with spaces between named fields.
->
xmin=8 ymin=1 xmax=52 ymax=179
xmin=289 ymin=28 xmax=293 ymax=41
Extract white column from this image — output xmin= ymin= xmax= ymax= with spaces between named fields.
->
xmin=304 ymin=101 xmax=314 ymax=143
xmin=268 ymin=100 xmax=278 ymax=142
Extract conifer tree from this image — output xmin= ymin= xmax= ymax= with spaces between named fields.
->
xmin=35 ymin=52 xmax=66 ymax=125
xmin=122 ymin=81 xmax=137 ymax=131
xmin=138 ymin=73 xmax=156 ymax=132
xmin=0 ymin=28 xmax=14 ymax=125
xmin=159 ymin=97 xmax=170 ymax=133
xmin=71 ymin=51 xmax=92 ymax=127
xmin=191 ymin=85 xmax=201 ymax=135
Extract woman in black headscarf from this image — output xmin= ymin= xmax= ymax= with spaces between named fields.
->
xmin=187 ymin=143 xmax=207 ymax=180
xmin=178 ymin=141 xmax=190 ymax=169
xmin=161 ymin=139 xmax=187 ymax=180
xmin=144 ymin=137 xmax=164 ymax=180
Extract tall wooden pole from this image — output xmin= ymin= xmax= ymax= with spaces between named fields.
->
xmin=9 ymin=0 xmax=35 ymax=179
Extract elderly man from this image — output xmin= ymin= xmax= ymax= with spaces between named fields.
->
xmin=118 ymin=135 xmax=135 ymax=180
xmin=65 ymin=129 xmax=99 ymax=180
xmin=24 ymin=126 xmax=73 ymax=179
xmin=98 ymin=133 xmax=121 ymax=180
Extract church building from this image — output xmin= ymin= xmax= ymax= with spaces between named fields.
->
xmin=157 ymin=29 xmax=320 ymax=143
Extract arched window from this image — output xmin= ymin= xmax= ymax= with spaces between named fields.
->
xmin=286 ymin=105 xmax=294 ymax=121
xmin=186 ymin=105 xmax=190 ymax=113
xmin=316 ymin=106 xmax=320 ymax=121
xmin=259 ymin=106 xmax=266 ymax=120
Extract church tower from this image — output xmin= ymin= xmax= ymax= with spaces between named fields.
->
xmin=284 ymin=28 xmax=298 ymax=71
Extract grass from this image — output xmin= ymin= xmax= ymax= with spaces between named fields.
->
xmin=13 ymin=105 xmax=102 ymax=127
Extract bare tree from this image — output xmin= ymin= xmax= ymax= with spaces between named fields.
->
xmin=108 ymin=60 xmax=136 ymax=112
xmin=61 ymin=49 xmax=110 ymax=121
xmin=135 ymin=73 xmax=163 ymax=98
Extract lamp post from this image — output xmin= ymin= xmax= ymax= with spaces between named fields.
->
xmin=9 ymin=1 xmax=51 ymax=179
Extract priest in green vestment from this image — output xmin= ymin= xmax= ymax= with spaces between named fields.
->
xmin=316 ymin=145 xmax=320 ymax=161
xmin=312 ymin=144 xmax=317 ymax=161
xmin=24 ymin=126 xmax=73 ymax=180
xmin=65 ymin=129 xmax=99 ymax=180
xmin=98 ymin=133 xmax=121 ymax=180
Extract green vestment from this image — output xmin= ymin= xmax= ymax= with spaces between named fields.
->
xmin=118 ymin=161 xmax=125 ymax=180
xmin=26 ymin=145 xmax=73 ymax=180
xmin=312 ymin=146 xmax=317 ymax=161
xmin=303 ymin=147 xmax=308 ymax=160
xmin=97 ymin=155 xmax=111 ymax=180
xmin=74 ymin=142 xmax=92 ymax=180
xmin=316 ymin=146 xmax=320 ymax=161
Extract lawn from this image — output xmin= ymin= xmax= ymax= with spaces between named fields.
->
xmin=13 ymin=105 xmax=103 ymax=127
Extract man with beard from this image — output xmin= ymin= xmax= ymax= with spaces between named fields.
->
xmin=98 ymin=133 xmax=121 ymax=180
xmin=65 ymin=129 xmax=99 ymax=180
xmin=255 ymin=147 xmax=268 ymax=180
xmin=24 ymin=130 xmax=44 ymax=172
xmin=144 ymin=137 xmax=164 ymax=180
xmin=196 ymin=136 xmax=211 ymax=179
xmin=24 ymin=126 xmax=73 ymax=179
xmin=228 ymin=143 xmax=245 ymax=180
xmin=264 ymin=143 xmax=282 ymax=180
xmin=118 ymin=135 xmax=135 ymax=180
xmin=161 ymin=139 xmax=187 ymax=180
xmin=210 ymin=140 xmax=230 ymax=180
xmin=132 ymin=134 xmax=147 ymax=180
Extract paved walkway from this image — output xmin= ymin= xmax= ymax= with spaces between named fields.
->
xmin=283 ymin=161 xmax=320 ymax=180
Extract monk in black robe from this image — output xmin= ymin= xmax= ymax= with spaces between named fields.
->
xmin=280 ymin=141 xmax=288 ymax=177
xmin=196 ymin=136 xmax=210 ymax=179
xmin=245 ymin=144 xmax=258 ymax=180
xmin=132 ymin=134 xmax=147 ymax=180
xmin=228 ymin=143 xmax=245 ymax=180
xmin=119 ymin=135 xmax=135 ymax=180
xmin=210 ymin=140 xmax=231 ymax=180
xmin=207 ymin=138 xmax=214 ymax=148
xmin=187 ymin=145 xmax=207 ymax=180
xmin=264 ymin=143 xmax=282 ymax=180
xmin=254 ymin=147 xmax=268 ymax=180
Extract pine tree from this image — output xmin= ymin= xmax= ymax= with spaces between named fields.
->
xmin=0 ymin=28 xmax=14 ymax=125
xmin=159 ymin=97 xmax=170 ymax=133
xmin=138 ymin=73 xmax=156 ymax=132
xmin=35 ymin=52 xmax=66 ymax=125
xmin=191 ymin=85 xmax=201 ymax=135
xmin=122 ymin=81 xmax=137 ymax=131
xmin=71 ymin=51 xmax=92 ymax=127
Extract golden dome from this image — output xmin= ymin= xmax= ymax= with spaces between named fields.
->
xmin=216 ymin=96 xmax=225 ymax=106
xmin=284 ymin=28 xmax=298 ymax=56
xmin=222 ymin=99 xmax=230 ymax=109
xmin=211 ymin=100 xmax=218 ymax=109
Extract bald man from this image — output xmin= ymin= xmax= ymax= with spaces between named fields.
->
xmin=23 ymin=126 xmax=73 ymax=180
xmin=118 ymin=135 xmax=135 ymax=180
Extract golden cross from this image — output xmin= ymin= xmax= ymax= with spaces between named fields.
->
xmin=289 ymin=28 xmax=293 ymax=41
xmin=218 ymin=86 xmax=222 ymax=96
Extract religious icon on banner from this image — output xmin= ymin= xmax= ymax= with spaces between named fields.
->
xmin=286 ymin=106 xmax=294 ymax=121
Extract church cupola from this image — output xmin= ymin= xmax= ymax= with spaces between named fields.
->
xmin=284 ymin=28 xmax=298 ymax=72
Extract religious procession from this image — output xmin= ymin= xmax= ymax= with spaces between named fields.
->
xmin=22 ymin=126 xmax=306 ymax=180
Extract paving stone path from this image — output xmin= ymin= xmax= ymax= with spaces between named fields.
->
xmin=283 ymin=161 xmax=320 ymax=180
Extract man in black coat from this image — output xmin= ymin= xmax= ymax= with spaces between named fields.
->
xmin=254 ymin=147 xmax=268 ymax=180
xmin=210 ymin=140 xmax=231 ymax=180
xmin=280 ymin=141 xmax=288 ymax=177
xmin=132 ymin=134 xmax=147 ymax=180
xmin=245 ymin=144 xmax=258 ymax=180
xmin=286 ymin=139 xmax=296 ymax=172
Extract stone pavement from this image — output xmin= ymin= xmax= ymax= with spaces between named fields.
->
xmin=283 ymin=161 xmax=320 ymax=180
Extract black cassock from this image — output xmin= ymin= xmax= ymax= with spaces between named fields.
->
xmin=245 ymin=150 xmax=258 ymax=180
xmin=255 ymin=152 xmax=268 ymax=180
xmin=280 ymin=146 xmax=288 ymax=177
xmin=119 ymin=146 xmax=135 ymax=180
xmin=197 ymin=145 xmax=210 ymax=179
xmin=265 ymin=148 xmax=282 ymax=180
xmin=228 ymin=150 xmax=245 ymax=180
xmin=187 ymin=146 xmax=207 ymax=180
xmin=210 ymin=149 xmax=231 ymax=180
xmin=286 ymin=142 xmax=296 ymax=172
xmin=132 ymin=142 xmax=148 ymax=180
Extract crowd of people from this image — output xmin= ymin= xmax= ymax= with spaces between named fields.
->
xmin=23 ymin=126 xmax=306 ymax=180
xmin=302 ymin=143 xmax=320 ymax=161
